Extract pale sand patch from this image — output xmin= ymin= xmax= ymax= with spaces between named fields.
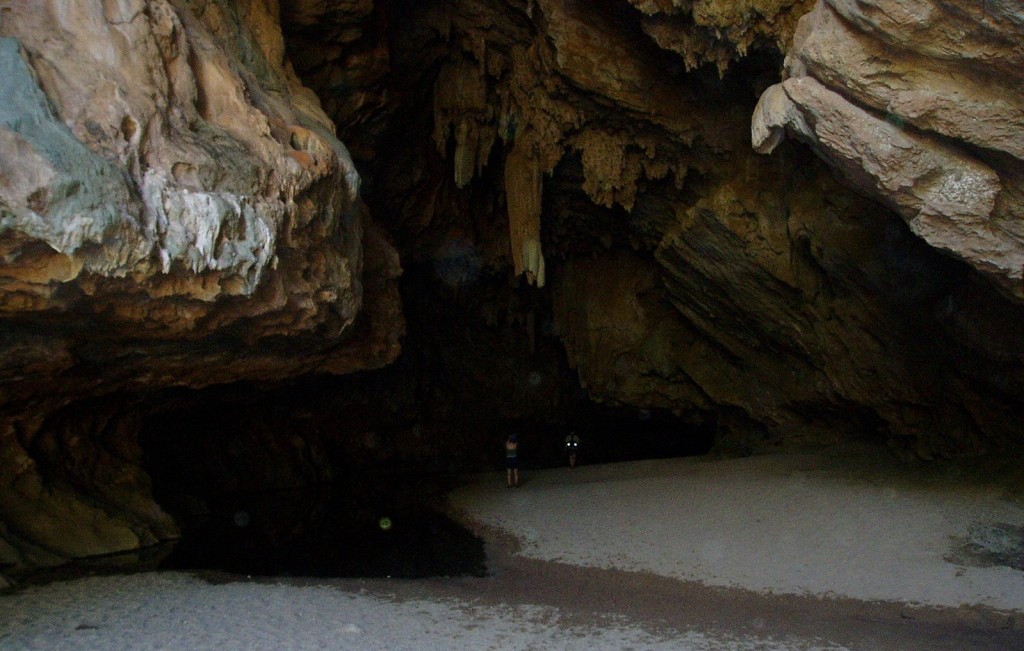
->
xmin=0 ymin=573 xmax=847 ymax=650
xmin=449 ymin=448 xmax=1024 ymax=612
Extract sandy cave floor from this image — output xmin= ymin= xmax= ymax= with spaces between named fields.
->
xmin=3 ymin=446 xmax=1024 ymax=650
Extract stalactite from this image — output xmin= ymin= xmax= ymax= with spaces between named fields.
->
xmin=453 ymin=119 xmax=475 ymax=188
xmin=504 ymin=133 xmax=545 ymax=286
xmin=433 ymin=59 xmax=494 ymax=189
xmin=523 ymin=237 xmax=545 ymax=287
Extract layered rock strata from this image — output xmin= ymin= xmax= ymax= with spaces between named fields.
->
xmin=0 ymin=1 xmax=402 ymax=569
xmin=352 ymin=0 xmax=1024 ymax=457
xmin=753 ymin=0 xmax=1024 ymax=298
xmin=3 ymin=0 xmax=1024 ymax=577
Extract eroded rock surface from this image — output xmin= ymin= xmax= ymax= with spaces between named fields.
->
xmin=753 ymin=0 xmax=1024 ymax=297
xmin=629 ymin=0 xmax=814 ymax=75
xmin=0 ymin=1 xmax=402 ymax=570
xmin=342 ymin=0 xmax=1024 ymax=458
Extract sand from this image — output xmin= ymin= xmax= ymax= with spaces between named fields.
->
xmin=0 ymin=572 xmax=859 ymax=651
xmin=2 ymin=447 xmax=1023 ymax=650
xmin=449 ymin=449 xmax=1024 ymax=611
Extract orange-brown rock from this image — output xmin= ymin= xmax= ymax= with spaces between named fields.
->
xmin=629 ymin=0 xmax=814 ymax=75
xmin=753 ymin=0 xmax=1024 ymax=298
xmin=366 ymin=0 xmax=1024 ymax=458
xmin=4 ymin=0 xmax=1024 ymax=579
xmin=0 ymin=1 xmax=402 ymax=569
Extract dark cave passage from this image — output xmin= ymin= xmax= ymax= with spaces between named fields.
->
xmin=137 ymin=383 xmax=489 ymax=579
xmin=154 ymin=482 xmax=487 ymax=580
xmin=132 ymin=295 xmax=716 ymax=579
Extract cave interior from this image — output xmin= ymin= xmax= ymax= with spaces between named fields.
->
xmin=3 ymin=0 xmax=1024 ymax=579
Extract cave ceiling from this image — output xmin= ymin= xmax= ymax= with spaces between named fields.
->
xmin=284 ymin=0 xmax=1024 ymax=453
xmin=1 ymin=0 xmax=1023 ymax=571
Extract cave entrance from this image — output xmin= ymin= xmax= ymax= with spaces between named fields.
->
xmin=137 ymin=385 xmax=486 ymax=580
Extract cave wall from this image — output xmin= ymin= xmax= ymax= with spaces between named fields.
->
xmin=315 ymin=0 xmax=1024 ymax=458
xmin=0 ymin=0 xmax=403 ymax=571
xmin=753 ymin=0 xmax=1024 ymax=298
xmin=2 ymin=0 xmax=1024 ymax=577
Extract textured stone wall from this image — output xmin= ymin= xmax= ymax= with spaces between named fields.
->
xmin=0 ymin=0 xmax=402 ymax=571
xmin=753 ymin=0 xmax=1024 ymax=298
xmin=348 ymin=0 xmax=1024 ymax=458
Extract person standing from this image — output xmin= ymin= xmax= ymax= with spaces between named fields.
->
xmin=565 ymin=431 xmax=580 ymax=468
xmin=505 ymin=434 xmax=520 ymax=487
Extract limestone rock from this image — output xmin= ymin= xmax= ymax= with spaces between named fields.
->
xmin=753 ymin=0 xmax=1024 ymax=297
xmin=796 ymin=1 xmax=1024 ymax=161
xmin=349 ymin=0 xmax=1024 ymax=460
xmin=7 ymin=0 xmax=1024 ymax=578
xmin=282 ymin=0 xmax=376 ymax=26
xmin=630 ymin=0 xmax=814 ymax=75
xmin=753 ymin=77 xmax=1017 ymax=281
xmin=552 ymin=254 xmax=711 ymax=410
xmin=550 ymin=139 xmax=1022 ymax=453
xmin=0 ymin=0 xmax=372 ymax=338
xmin=280 ymin=0 xmax=389 ymax=156
xmin=0 ymin=0 xmax=402 ymax=569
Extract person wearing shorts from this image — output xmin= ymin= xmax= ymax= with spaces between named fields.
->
xmin=505 ymin=434 xmax=520 ymax=487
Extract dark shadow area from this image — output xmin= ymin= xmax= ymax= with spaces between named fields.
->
xmin=532 ymin=406 xmax=716 ymax=469
xmin=134 ymin=359 xmax=713 ymax=578
xmin=583 ymin=407 xmax=716 ymax=464
xmin=158 ymin=480 xmax=486 ymax=579
xmin=139 ymin=398 xmax=487 ymax=579
xmin=129 ymin=235 xmax=721 ymax=580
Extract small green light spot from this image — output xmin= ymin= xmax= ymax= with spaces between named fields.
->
xmin=379 ymin=516 xmax=392 ymax=531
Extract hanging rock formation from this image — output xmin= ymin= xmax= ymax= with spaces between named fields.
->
xmin=0 ymin=1 xmax=402 ymax=570
xmin=342 ymin=0 xmax=1024 ymax=456
xmin=628 ymin=0 xmax=814 ymax=76
xmin=753 ymin=0 xmax=1024 ymax=298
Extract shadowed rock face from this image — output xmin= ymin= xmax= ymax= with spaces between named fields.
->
xmin=327 ymin=0 xmax=1024 ymax=453
xmin=0 ymin=1 xmax=402 ymax=570
xmin=2 ymin=0 xmax=1024 ymax=575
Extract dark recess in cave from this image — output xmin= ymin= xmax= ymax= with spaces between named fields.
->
xmin=156 ymin=482 xmax=487 ymax=580
xmin=138 ymin=381 xmax=489 ymax=579
xmin=134 ymin=297 xmax=715 ymax=579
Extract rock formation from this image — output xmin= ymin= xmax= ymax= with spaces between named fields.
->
xmin=2 ymin=0 xmax=1024 ymax=577
xmin=753 ymin=0 xmax=1024 ymax=298
xmin=345 ymin=0 xmax=1024 ymax=456
xmin=0 ymin=1 xmax=401 ymax=570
